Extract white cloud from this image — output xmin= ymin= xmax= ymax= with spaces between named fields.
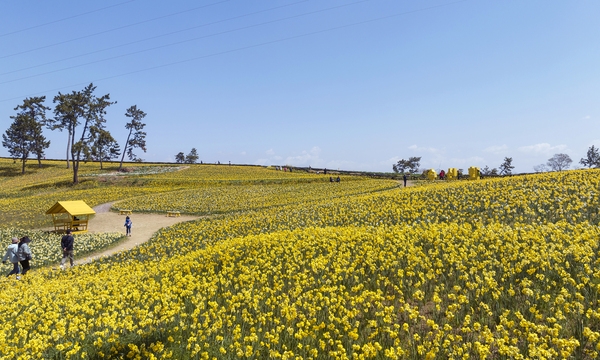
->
xmin=255 ymin=158 xmax=270 ymax=165
xmin=284 ymin=146 xmax=322 ymax=166
xmin=408 ymin=144 xmax=439 ymax=154
xmin=448 ymin=156 xmax=485 ymax=166
xmin=240 ymin=151 xmax=247 ymax=156
xmin=588 ymin=139 xmax=600 ymax=147
xmin=320 ymin=159 xmax=358 ymax=171
xmin=386 ymin=156 xmax=401 ymax=164
xmin=255 ymin=146 xmax=324 ymax=167
xmin=518 ymin=143 xmax=567 ymax=155
xmin=583 ymin=115 xmax=591 ymax=120
xmin=483 ymin=144 xmax=508 ymax=154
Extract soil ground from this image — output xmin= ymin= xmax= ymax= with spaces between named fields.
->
xmin=75 ymin=203 xmax=200 ymax=264
xmin=400 ymin=180 xmax=414 ymax=187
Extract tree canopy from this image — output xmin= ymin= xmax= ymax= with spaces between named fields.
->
xmin=499 ymin=157 xmax=514 ymax=175
xmin=88 ymin=127 xmax=120 ymax=169
xmin=51 ymin=83 xmax=115 ymax=183
xmin=2 ymin=97 xmax=50 ymax=174
xmin=547 ymin=153 xmax=572 ymax=172
xmin=185 ymin=148 xmax=199 ymax=164
xmin=393 ymin=157 xmax=421 ymax=173
xmin=580 ymin=146 xmax=600 ymax=168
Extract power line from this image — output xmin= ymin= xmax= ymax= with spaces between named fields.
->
xmin=0 ymin=0 xmax=374 ymax=85
xmin=0 ymin=0 xmax=469 ymax=104
xmin=0 ymin=0 xmax=136 ymax=38
xmin=0 ymin=0 xmax=233 ymax=60
xmin=0 ymin=0 xmax=310 ymax=77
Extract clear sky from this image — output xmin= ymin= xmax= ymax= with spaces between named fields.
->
xmin=1 ymin=0 xmax=599 ymax=173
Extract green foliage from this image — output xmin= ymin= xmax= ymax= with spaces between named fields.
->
xmin=51 ymin=83 xmax=116 ymax=183
xmin=175 ymin=152 xmax=185 ymax=163
xmin=2 ymin=97 xmax=50 ymax=174
xmin=185 ymin=148 xmax=199 ymax=164
xmin=581 ymin=145 xmax=600 ymax=168
xmin=393 ymin=156 xmax=421 ymax=173
xmin=87 ymin=128 xmax=120 ymax=169
xmin=499 ymin=156 xmax=514 ymax=175
xmin=120 ymin=105 xmax=147 ymax=168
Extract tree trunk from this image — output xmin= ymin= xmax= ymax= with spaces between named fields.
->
xmin=71 ymin=130 xmax=78 ymax=184
xmin=119 ymin=129 xmax=132 ymax=170
xmin=71 ymin=145 xmax=77 ymax=183
xmin=20 ymin=140 xmax=27 ymax=174
xmin=66 ymin=130 xmax=71 ymax=169
xmin=72 ymin=145 xmax=80 ymax=184
xmin=73 ymin=161 xmax=78 ymax=184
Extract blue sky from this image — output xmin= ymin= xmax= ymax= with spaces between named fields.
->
xmin=1 ymin=0 xmax=599 ymax=173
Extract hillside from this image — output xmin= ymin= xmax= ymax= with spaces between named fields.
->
xmin=0 ymin=160 xmax=599 ymax=359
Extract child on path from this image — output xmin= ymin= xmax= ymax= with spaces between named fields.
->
xmin=2 ymin=237 xmax=20 ymax=277
xmin=124 ymin=216 xmax=132 ymax=237
xmin=17 ymin=236 xmax=32 ymax=275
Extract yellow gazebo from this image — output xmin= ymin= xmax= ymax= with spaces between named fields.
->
xmin=46 ymin=201 xmax=96 ymax=233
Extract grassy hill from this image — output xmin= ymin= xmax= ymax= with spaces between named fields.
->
xmin=0 ymin=159 xmax=599 ymax=359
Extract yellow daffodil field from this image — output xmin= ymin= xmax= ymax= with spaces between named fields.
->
xmin=0 ymin=229 xmax=123 ymax=269
xmin=0 ymin=158 xmax=600 ymax=359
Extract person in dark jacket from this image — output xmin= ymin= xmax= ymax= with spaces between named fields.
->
xmin=403 ymin=173 xmax=407 ymax=187
xmin=17 ymin=236 xmax=32 ymax=275
xmin=124 ymin=216 xmax=132 ymax=237
xmin=60 ymin=229 xmax=74 ymax=269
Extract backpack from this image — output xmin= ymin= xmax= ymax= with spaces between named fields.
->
xmin=17 ymin=243 xmax=31 ymax=261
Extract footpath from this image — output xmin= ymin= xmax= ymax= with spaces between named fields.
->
xmin=77 ymin=202 xmax=200 ymax=264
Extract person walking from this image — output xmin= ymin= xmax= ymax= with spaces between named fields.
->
xmin=403 ymin=173 xmax=407 ymax=187
xmin=60 ymin=230 xmax=75 ymax=269
xmin=17 ymin=236 xmax=32 ymax=275
xmin=124 ymin=216 xmax=132 ymax=237
xmin=2 ymin=237 xmax=20 ymax=277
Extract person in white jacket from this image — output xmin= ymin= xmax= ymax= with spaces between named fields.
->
xmin=2 ymin=237 xmax=20 ymax=277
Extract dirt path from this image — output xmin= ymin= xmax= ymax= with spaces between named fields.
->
xmin=398 ymin=180 xmax=415 ymax=187
xmin=77 ymin=203 xmax=200 ymax=264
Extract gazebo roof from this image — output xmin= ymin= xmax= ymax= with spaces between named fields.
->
xmin=46 ymin=201 xmax=96 ymax=216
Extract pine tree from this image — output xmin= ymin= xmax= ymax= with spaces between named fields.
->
xmin=185 ymin=148 xmax=199 ymax=164
xmin=51 ymin=84 xmax=115 ymax=183
xmin=499 ymin=157 xmax=514 ymax=175
xmin=88 ymin=128 xmax=120 ymax=169
xmin=580 ymin=145 xmax=600 ymax=168
xmin=3 ymin=97 xmax=51 ymax=174
xmin=175 ymin=152 xmax=185 ymax=163
xmin=120 ymin=105 xmax=147 ymax=169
